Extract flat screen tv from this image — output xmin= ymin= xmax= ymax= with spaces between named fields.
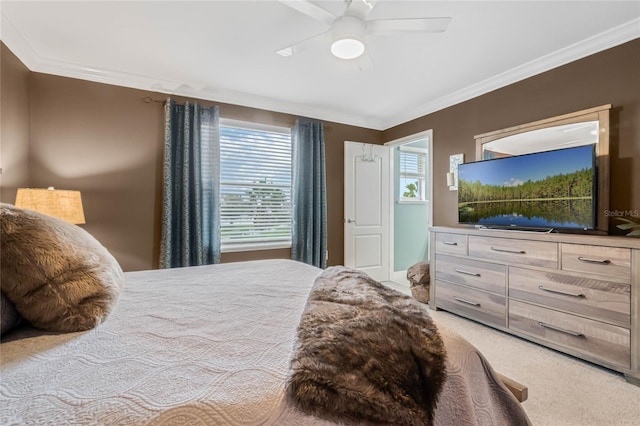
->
xmin=458 ymin=144 xmax=597 ymax=231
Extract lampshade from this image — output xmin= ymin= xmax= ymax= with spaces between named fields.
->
xmin=330 ymin=15 xmax=366 ymax=60
xmin=15 ymin=187 xmax=86 ymax=224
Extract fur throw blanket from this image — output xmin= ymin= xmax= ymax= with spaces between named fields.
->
xmin=287 ymin=266 xmax=447 ymax=425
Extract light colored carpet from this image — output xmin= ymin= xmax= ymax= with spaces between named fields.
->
xmin=383 ymin=281 xmax=640 ymax=426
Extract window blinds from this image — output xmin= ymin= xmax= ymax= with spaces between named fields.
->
xmin=399 ymin=150 xmax=425 ymax=179
xmin=220 ymin=123 xmax=292 ymax=249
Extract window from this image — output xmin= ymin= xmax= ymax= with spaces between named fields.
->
xmin=399 ymin=146 xmax=427 ymax=202
xmin=219 ymin=119 xmax=292 ymax=252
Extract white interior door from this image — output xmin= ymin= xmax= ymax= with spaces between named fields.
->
xmin=344 ymin=141 xmax=390 ymax=281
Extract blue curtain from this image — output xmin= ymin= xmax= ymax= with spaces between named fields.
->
xmin=160 ymin=99 xmax=220 ymax=268
xmin=291 ymin=118 xmax=327 ymax=269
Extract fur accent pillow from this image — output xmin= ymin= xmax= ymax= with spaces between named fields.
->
xmin=0 ymin=203 xmax=124 ymax=332
xmin=1 ymin=291 xmax=22 ymax=336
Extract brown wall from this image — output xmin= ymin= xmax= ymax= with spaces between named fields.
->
xmin=28 ymin=75 xmax=165 ymax=271
xmin=20 ymin=62 xmax=381 ymax=271
xmin=383 ymin=39 xmax=640 ymax=233
xmin=0 ymin=44 xmax=31 ymax=200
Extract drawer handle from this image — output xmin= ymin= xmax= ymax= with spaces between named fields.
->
xmin=491 ymin=246 xmax=526 ymax=254
xmin=538 ymin=285 xmax=585 ymax=298
xmin=537 ymin=322 xmax=584 ymax=337
xmin=454 ymin=268 xmax=481 ymax=277
xmin=443 ymin=241 xmax=458 ymax=246
xmin=577 ymin=256 xmax=611 ymax=265
xmin=453 ymin=297 xmax=481 ymax=307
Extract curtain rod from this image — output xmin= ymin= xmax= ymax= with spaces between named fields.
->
xmin=141 ymin=96 xmax=164 ymax=104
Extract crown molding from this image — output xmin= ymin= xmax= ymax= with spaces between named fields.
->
xmin=380 ymin=18 xmax=640 ymax=130
xmin=2 ymin=11 xmax=638 ymax=131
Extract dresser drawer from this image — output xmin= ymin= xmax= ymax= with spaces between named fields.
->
xmin=434 ymin=232 xmax=467 ymax=255
xmin=469 ymin=236 xmax=558 ymax=268
xmin=435 ymin=280 xmax=506 ymax=328
xmin=509 ymin=267 xmax=630 ymax=327
xmin=509 ymin=300 xmax=630 ymax=368
xmin=435 ymin=254 xmax=506 ymax=294
xmin=561 ymin=244 xmax=631 ymax=280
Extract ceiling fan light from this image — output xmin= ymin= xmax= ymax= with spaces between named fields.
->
xmin=331 ymin=38 xmax=365 ymax=59
xmin=330 ymin=15 xmax=366 ymax=60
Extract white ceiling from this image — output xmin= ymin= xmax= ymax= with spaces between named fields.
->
xmin=1 ymin=1 xmax=639 ymax=130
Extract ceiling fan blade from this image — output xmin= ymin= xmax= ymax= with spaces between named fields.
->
xmin=276 ymin=31 xmax=331 ymax=57
xmin=337 ymin=48 xmax=374 ymax=72
xmin=278 ymin=0 xmax=336 ymax=26
xmin=345 ymin=0 xmax=378 ymax=19
xmin=356 ymin=48 xmax=375 ymax=71
xmin=367 ymin=17 xmax=452 ymax=35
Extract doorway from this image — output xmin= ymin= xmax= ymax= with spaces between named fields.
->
xmin=385 ymin=130 xmax=433 ymax=287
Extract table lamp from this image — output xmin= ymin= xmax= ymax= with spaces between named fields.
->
xmin=15 ymin=187 xmax=86 ymax=224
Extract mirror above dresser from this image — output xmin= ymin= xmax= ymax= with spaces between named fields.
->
xmin=474 ymin=104 xmax=611 ymax=233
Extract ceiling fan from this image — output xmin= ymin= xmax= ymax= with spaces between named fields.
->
xmin=276 ymin=0 xmax=452 ymax=63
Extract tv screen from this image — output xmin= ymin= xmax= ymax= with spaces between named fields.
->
xmin=458 ymin=144 xmax=597 ymax=231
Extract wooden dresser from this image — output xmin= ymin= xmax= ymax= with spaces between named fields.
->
xmin=429 ymin=226 xmax=640 ymax=385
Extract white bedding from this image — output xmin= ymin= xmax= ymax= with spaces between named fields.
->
xmin=1 ymin=259 xmax=529 ymax=425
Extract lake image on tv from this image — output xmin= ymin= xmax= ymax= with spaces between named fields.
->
xmin=458 ymin=145 xmax=595 ymax=229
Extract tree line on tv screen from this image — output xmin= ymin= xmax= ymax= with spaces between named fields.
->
xmin=458 ymin=168 xmax=593 ymax=203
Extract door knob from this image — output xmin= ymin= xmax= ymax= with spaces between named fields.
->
xmin=344 ymin=218 xmax=357 ymax=224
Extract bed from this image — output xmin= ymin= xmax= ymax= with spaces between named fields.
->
xmin=1 ymin=258 xmax=530 ymax=425
xmin=1 ymin=201 xmax=529 ymax=425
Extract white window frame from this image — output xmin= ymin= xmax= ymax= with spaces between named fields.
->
xmin=398 ymin=146 xmax=428 ymax=204
xmin=219 ymin=118 xmax=292 ymax=253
